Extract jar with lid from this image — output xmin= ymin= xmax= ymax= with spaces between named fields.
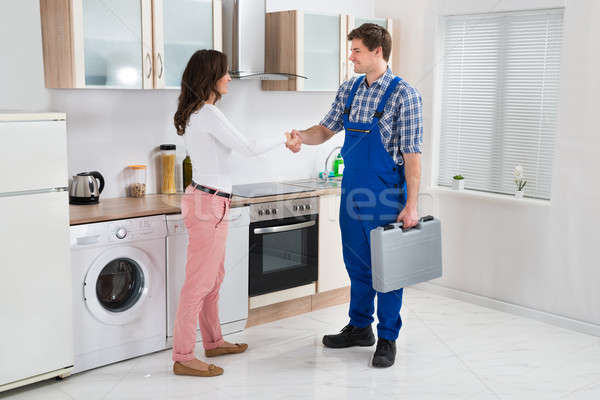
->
xmin=126 ymin=165 xmax=147 ymax=197
xmin=160 ymin=144 xmax=177 ymax=194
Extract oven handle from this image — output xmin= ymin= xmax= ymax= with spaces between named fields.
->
xmin=253 ymin=220 xmax=316 ymax=234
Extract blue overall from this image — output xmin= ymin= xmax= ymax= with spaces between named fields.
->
xmin=339 ymin=75 xmax=407 ymax=341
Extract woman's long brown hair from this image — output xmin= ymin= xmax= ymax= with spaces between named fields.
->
xmin=174 ymin=49 xmax=228 ymax=136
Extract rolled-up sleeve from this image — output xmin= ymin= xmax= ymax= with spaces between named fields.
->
xmin=319 ymin=80 xmax=350 ymax=133
xmin=396 ymin=86 xmax=423 ymax=154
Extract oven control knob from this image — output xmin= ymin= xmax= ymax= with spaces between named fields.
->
xmin=258 ymin=210 xmax=264 ymax=216
xmin=293 ymin=205 xmax=299 ymax=211
xmin=305 ymin=204 xmax=311 ymax=210
xmin=265 ymin=209 xmax=271 ymax=215
xmin=115 ymin=227 xmax=127 ymax=239
xmin=299 ymin=205 xmax=305 ymax=211
xmin=271 ymin=208 xmax=277 ymax=215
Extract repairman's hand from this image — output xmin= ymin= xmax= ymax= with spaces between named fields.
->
xmin=396 ymin=204 xmax=419 ymax=229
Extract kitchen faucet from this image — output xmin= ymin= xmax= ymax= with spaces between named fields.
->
xmin=322 ymin=146 xmax=342 ymax=181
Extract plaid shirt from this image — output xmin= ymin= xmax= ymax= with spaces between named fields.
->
xmin=320 ymin=68 xmax=423 ymax=165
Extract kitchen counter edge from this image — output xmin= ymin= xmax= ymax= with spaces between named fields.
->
xmin=69 ymin=188 xmax=341 ymax=226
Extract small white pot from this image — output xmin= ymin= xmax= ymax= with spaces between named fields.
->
xmin=452 ymin=179 xmax=465 ymax=190
xmin=515 ymin=190 xmax=524 ymax=199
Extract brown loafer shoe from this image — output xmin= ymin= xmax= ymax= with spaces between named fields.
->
xmin=205 ymin=343 xmax=248 ymax=358
xmin=173 ymin=362 xmax=223 ymax=377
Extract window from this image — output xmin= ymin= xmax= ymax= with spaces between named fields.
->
xmin=438 ymin=9 xmax=563 ymax=200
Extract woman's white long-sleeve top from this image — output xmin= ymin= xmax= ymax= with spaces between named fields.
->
xmin=183 ymin=104 xmax=285 ymax=193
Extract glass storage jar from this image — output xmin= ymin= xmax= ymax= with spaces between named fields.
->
xmin=160 ymin=144 xmax=177 ymax=194
xmin=126 ymin=165 xmax=147 ymax=197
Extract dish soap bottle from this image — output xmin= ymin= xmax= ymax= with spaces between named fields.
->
xmin=332 ymin=153 xmax=344 ymax=177
xmin=182 ymin=152 xmax=192 ymax=190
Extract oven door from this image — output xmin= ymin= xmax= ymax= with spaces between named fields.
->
xmin=249 ymin=214 xmax=318 ymax=296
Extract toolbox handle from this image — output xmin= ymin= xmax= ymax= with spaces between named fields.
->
xmin=383 ymin=215 xmax=434 ymax=232
xmin=382 ymin=192 xmax=436 ymax=232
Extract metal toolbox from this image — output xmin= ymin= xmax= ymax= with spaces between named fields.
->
xmin=370 ymin=216 xmax=442 ymax=293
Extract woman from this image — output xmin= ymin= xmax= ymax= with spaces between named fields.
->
xmin=172 ymin=49 xmax=299 ymax=377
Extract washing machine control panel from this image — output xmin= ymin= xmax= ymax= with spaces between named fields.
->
xmin=70 ymin=215 xmax=167 ymax=248
xmin=108 ymin=219 xmax=164 ymax=242
xmin=115 ymin=227 xmax=128 ymax=239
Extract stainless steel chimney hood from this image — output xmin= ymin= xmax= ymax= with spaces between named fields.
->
xmin=222 ymin=0 xmax=307 ymax=80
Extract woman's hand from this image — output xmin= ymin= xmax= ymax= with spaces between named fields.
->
xmin=285 ymin=130 xmax=302 ymax=153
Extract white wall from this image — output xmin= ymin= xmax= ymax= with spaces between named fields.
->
xmin=376 ymin=0 xmax=600 ymax=327
xmin=1 ymin=0 xmax=374 ymax=198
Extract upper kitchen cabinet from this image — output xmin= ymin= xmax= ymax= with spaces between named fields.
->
xmin=40 ymin=0 xmax=153 ymax=89
xmin=40 ymin=0 xmax=222 ymax=89
xmin=152 ymin=0 xmax=222 ymax=88
xmin=351 ymin=16 xmax=393 ymax=32
xmin=262 ymin=11 xmax=347 ymax=92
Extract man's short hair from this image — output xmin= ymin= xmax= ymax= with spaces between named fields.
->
xmin=347 ymin=23 xmax=392 ymax=62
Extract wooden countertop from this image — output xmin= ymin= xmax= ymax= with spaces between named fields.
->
xmin=69 ymin=188 xmax=341 ymax=225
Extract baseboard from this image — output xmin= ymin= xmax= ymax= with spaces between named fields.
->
xmin=247 ymin=286 xmax=350 ymax=328
xmin=247 ymin=296 xmax=312 ymax=327
xmin=312 ymin=286 xmax=350 ymax=311
xmin=0 ymin=366 xmax=73 ymax=393
xmin=249 ymin=283 xmax=316 ymax=309
xmin=412 ymin=282 xmax=600 ymax=337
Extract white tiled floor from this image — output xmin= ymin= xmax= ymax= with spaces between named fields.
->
xmin=3 ymin=288 xmax=600 ymax=400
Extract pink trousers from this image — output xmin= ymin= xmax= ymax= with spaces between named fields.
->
xmin=172 ymin=185 xmax=231 ymax=361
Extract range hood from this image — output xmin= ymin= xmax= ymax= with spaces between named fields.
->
xmin=222 ymin=0 xmax=307 ymax=80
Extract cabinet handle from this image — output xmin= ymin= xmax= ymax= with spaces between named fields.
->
xmin=157 ymin=52 xmax=164 ymax=79
xmin=145 ymin=52 xmax=152 ymax=79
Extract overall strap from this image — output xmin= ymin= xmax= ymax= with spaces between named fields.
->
xmin=343 ymin=75 xmax=365 ymax=116
xmin=372 ymin=76 xmax=401 ymax=121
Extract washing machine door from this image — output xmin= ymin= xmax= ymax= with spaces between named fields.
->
xmin=84 ymin=247 xmax=154 ymax=325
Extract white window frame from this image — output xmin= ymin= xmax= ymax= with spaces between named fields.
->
xmin=433 ymin=7 xmax=564 ymax=201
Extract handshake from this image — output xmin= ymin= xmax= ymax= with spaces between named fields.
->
xmin=284 ymin=130 xmax=302 ymax=153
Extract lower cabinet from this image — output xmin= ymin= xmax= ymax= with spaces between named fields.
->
xmin=318 ymin=194 xmax=350 ymax=292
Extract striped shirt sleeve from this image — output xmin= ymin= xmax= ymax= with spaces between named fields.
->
xmin=395 ymin=85 xmax=423 ymax=154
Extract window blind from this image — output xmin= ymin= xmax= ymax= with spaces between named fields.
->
xmin=438 ymin=9 xmax=563 ymax=200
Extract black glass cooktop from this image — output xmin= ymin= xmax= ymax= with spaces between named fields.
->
xmin=232 ymin=182 xmax=313 ymax=198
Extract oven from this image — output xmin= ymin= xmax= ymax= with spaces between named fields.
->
xmin=248 ymin=197 xmax=319 ymax=296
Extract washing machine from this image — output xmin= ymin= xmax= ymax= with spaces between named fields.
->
xmin=69 ymin=215 xmax=166 ymax=373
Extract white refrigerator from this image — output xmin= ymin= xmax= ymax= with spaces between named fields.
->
xmin=0 ymin=113 xmax=74 ymax=391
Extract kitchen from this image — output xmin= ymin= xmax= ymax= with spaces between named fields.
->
xmin=2 ymin=0 xmax=600 ymax=399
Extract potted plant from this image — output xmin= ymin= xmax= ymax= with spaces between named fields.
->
xmin=514 ymin=165 xmax=527 ymax=198
xmin=452 ymin=174 xmax=465 ymax=190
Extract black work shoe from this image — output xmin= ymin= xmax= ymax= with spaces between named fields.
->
xmin=322 ymin=324 xmax=376 ymax=348
xmin=372 ymin=338 xmax=396 ymax=368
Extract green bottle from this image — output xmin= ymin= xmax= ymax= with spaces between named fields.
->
xmin=332 ymin=153 xmax=344 ymax=177
xmin=183 ymin=153 xmax=192 ymax=189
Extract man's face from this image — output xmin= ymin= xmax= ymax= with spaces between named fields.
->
xmin=349 ymin=38 xmax=380 ymax=74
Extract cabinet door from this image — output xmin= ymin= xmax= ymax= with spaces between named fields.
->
xmin=300 ymin=13 xmax=343 ymax=91
xmin=347 ymin=16 xmax=393 ymax=80
xmin=318 ymin=195 xmax=350 ymax=293
xmin=153 ymin=0 xmax=222 ymax=89
xmin=354 ymin=17 xmax=390 ymax=30
xmin=77 ymin=0 xmax=153 ymax=88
